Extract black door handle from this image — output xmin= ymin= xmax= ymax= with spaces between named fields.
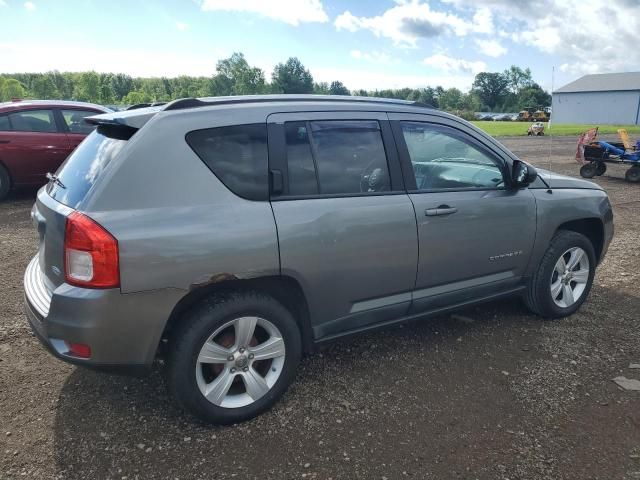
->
xmin=425 ymin=205 xmax=458 ymax=216
xmin=0 ymin=140 xmax=10 ymax=144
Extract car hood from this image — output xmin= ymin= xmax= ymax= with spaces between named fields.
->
xmin=535 ymin=168 xmax=603 ymax=190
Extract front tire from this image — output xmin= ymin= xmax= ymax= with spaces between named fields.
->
xmin=168 ymin=291 xmax=302 ymax=424
xmin=524 ymin=230 xmax=596 ymax=318
xmin=580 ymin=163 xmax=597 ymax=178
xmin=0 ymin=164 xmax=10 ymax=200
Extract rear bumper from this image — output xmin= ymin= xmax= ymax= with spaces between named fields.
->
xmin=24 ymin=255 xmax=184 ymax=371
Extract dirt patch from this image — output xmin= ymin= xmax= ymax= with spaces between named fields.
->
xmin=1 ymin=138 xmax=639 ymax=479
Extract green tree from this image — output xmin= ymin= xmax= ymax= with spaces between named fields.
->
xmin=407 ymin=87 xmax=438 ymax=107
xmin=313 ymin=82 xmax=330 ymax=94
xmin=472 ymin=72 xmax=509 ymax=110
xmin=503 ymin=65 xmax=533 ymax=95
xmin=517 ymin=83 xmax=551 ymax=110
xmin=214 ymin=52 xmax=266 ymax=95
xmin=110 ymin=73 xmax=134 ymax=101
xmin=141 ymin=78 xmax=170 ymax=102
xmin=122 ymin=90 xmax=151 ymax=105
xmin=328 ymin=80 xmax=350 ymax=96
xmin=438 ymin=88 xmax=464 ymax=110
xmin=73 ymin=71 xmax=100 ymax=102
xmin=0 ymin=78 xmax=27 ymax=101
xmin=49 ymin=71 xmax=73 ymax=99
xmin=31 ymin=75 xmax=58 ymax=99
xmin=271 ymin=57 xmax=314 ymax=94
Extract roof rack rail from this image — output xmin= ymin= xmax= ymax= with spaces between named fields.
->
xmin=126 ymin=103 xmax=152 ymax=111
xmin=163 ymin=95 xmax=434 ymax=112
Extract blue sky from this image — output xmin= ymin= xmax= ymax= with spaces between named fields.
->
xmin=1 ymin=0 xmax=638 ymax=92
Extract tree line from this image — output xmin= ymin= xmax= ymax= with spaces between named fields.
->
xmin=0 ymin=53 xmax=550 ymax=115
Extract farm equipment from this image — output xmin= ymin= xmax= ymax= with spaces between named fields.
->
xmin=576 ymin=127 xmax=640 ymax=182
xmin=517 ymin=106 xmax=550 ymax=122
xmin=527 ymin=122 xmax=545 ymax=136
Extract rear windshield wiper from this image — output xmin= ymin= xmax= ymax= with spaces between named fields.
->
xmin=46 ymin=172 xmax=66 ymax=189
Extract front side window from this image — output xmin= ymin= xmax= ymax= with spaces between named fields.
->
xmin=61 ymin=109 xmax=99 ymax=135
xmin=284 ymin=120 xmax=390 ymax=196
xmin=186 ymin=124 xmax=268 ymax=201
xmin=8 ymin=109 xmax=56 ymax=133
xmin=401 ymin=122 xmax=504 ymax=191
xmin=0 ymin=115 xmax=9 ymax=131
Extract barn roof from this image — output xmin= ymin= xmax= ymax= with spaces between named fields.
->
xmin=554 ymin=72 xmax=640 ymax=93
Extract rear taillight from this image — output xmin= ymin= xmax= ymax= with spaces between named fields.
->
xmin=64 ymin=212 xmax=119 ymax=288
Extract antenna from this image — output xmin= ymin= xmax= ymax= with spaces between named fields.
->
xmin=547 ymin=66 xmax=555 ymax=191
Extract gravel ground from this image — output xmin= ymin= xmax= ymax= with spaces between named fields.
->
xmin=1 ymin=135 xmax=639 ymax=480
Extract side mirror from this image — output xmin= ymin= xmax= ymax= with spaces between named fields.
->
xmin=512 ymin=160 xmax=537 ymax=188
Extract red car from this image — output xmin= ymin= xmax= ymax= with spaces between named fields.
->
xmin=0 ymin=100 xmax=112 ymax=199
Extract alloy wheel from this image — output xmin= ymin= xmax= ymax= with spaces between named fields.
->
xmin=195 ymin=316 xmax=286 ymax=408
xmin=550 ymin=247 xmax=590 ymax=308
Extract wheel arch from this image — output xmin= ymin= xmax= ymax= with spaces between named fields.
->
xmin=556 ymin=217 xmax=604 ymax=263
xmin=161 ymin=275 xmax=314 ymax=356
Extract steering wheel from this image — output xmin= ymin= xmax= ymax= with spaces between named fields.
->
xmin=360 ymin=160 xmax=389 ymax=192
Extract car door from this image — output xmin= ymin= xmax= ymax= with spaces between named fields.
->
xmin=58 ymin=108 xmax=101 ymax=155
xmin=268 ymin=111 xmax=418 ymax=340
xmin=388 ymin=113 xmax=537 ymax=313
xmin=2 ymin=108 xmax=70 ymax=185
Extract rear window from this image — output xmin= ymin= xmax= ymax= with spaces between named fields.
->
xmin=186 ymin=124 xmax=268 ymax=201
xmin=47 ymin=131 xmax=127 ymax=208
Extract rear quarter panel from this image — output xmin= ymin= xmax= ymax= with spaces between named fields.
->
xmin=83 ymin=108 xmax=280 ymax=294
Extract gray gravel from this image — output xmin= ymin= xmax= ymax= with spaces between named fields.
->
xmin=1 ymin=134 xmax=639 ymax=479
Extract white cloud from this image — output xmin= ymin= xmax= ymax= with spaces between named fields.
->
xmin=0 ymin=42 xmax=230 ymax=77
xmin=445 ymin=0 xmax=640 ymax=77
xmin=199 ymin=0 xmax=328 ymax=26
xmin=474 ymin=39 xmax=507 ymax=57
xmin=24 ymin=1 xmax=35 ymax=11
xmin=0 ymin=1 xmax=7 ymax=7
xmin=176 ymin=22 xmax=188 ymax=31
xmin=334 ymin=1 xmax=493 ymax=47
xmin=312 ymin=66 xmax=476 ymax=91
xmin=423 ymin=54 xmax=487 ymax=74
xmin=349 ymin=50 xmax=392 ymax=64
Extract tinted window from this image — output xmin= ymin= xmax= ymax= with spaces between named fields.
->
xmin=186 ymin=124 xmax=268 ymax=201
xmin=47 ymin=131 xmax=127 ymax=208
xmin=8 ymin=109 xmax=56 ymax=133
xmin=0 ymin=115 xmax=9 ymax=131
xmin=61 ymin=109 xmax=98 ymax=135
xmin=401 ymin=122 xmax=504 ymax=190
xmin=286 ymin=120 xmax=389 ymax=195
xmin=285 ymin=122 xmax=318 ymax=195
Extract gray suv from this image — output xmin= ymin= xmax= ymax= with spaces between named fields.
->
xmin=24 ymin=95 xmax=614 ymax=424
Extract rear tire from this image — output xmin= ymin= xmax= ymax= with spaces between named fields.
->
xmin=0 ymin=164 xmax=10 ymax=200
xmin=524 ymin=230 xmax=596 ymax=318
xmin=168 ymin=290 xmax=302 ymax=424
xmin=625 ymin=166 xmax=640 ymax=183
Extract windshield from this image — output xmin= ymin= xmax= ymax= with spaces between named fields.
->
xmin=47 ymin=131 xmax=127 ymax=209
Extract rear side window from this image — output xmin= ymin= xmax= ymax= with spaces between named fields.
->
xmin=284 ymin=120 xmax=390 ymax=196
xmin=186 ymin=124 xmax=268 ymax=201
xmin=0 ymin=115 xmax=9 ymax=131
xmin=47 ymin=131 xmax=127 ymax=208
xmin=285 ymin=122 xmax=318 ymax=195
xmin=8 ymin=109 xmax=56 ymax=133
xmin=61 ymin=109 xmax=99 ymax=135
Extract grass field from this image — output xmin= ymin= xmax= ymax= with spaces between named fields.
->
xmin=471 ymin=121 xmax=640 ymax=137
